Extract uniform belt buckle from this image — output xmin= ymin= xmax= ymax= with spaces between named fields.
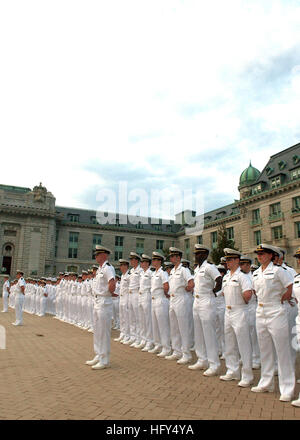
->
xmin=258 ymin=303 xmax=263 ymax=307
xmin=152 ymin=296 xmax=154 ymax=300
xmin=129 ymin=290 xmax=132 ymax=294
xmin=227 ymin=305 xmax=232 ymax=310
xmin=195 ymin=295 xmax=199 ymax=298
xmin=139 ymin=292 xmax=141 ymax=295
xmin=171 ymin=294 xmax=175 ymax=297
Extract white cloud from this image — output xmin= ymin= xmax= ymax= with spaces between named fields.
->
xmin=0 ymin=0 xmax=300 ymax=211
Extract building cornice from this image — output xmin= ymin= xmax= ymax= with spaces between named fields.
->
xmin=236 ymin=180 xmax=300 ymax=207
xmin=0 ymin=204 xmax=57 ymax=219
xmin=57 ymin=220 xmax=179 ymax=237
xmin=203 ymin=214 xmax=241 ymax=230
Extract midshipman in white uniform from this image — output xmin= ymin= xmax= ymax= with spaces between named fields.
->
xmin=220 ymin=248 xmax=254 ymax=387
xmin=12 ymin=270 xmax=26 ymax=326
xmin=251 ymin=244 xmax=295 ymax=402
xmin=86 ymin=245 xmax=115 ymax=370
xmin=2 ymin=275 xmax=10 ymax=313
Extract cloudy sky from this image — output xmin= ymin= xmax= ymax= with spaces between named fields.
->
xmin=1 ymin=0 xmax=300 ymax=219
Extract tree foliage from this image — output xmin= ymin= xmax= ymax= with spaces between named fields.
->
xmin=210 ymin=223 xmax=236 ymax=264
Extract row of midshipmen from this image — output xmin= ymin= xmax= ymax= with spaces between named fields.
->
xmin=84 ymin=243 xmax=300 ymax=407
xmin=2 ymin=243 xmax=300 ymax=407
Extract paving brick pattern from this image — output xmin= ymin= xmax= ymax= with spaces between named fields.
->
xmin=1 ymin=310 xmax=300 ymax=420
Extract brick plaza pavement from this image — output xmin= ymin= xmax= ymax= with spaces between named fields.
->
xmin=1 ymin=309 xmax=300 ymax=420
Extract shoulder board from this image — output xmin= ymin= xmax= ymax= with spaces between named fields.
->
xmin=207 ymin=261 xmax=212 ymax=264
xmin=106 ymin=262 xmax=111 ymax=266
xmin=282 ymin=266 xmax=287 ymax=270
xmin=253 ymin=273 xmax=258 ymax=277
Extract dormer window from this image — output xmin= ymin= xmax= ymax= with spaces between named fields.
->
xmin=252 ymin=183 xmax=262 ymax=195
xmin=266 ymin=166 xmax=274 ymax=176
xmin=67 ymin=214 xmax=79 ymax=222
xmin=291 ymin=167 xmax=300 ymax=181
xmin=293 ymin=155 xmax=300 ymax=165
xmin=215 ymin=211 xmax=226 ymax=220
xmin=271 ymin=176 xmax=282 ymax=188
xmin=278 ymin=160 xmax=286 ymax=170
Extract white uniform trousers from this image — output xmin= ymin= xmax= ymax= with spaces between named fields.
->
xmin=224 ymin=305 xmax=253 ymax=382
xmin=81 ymin=296 xmax=88 ymax=327
xmin=128 ymin=291 xmax=140 ymax=342
xmin=40 ymin=296 xmax=47 ymax=316
xmin=93 ymin=298 xmax=113 ymax=365
xmin=55 ymin=295 xmax=60 ymax=318
xmin=35 ymin=295 xmax=40 ymax=315
xmin=66 ymin=295 xmax=71 ymax=322
xmin=138 ymin=293 xmax=153 ymax=345
xmin=215 ymin=296 xmax=225 ymax=356
xmin=284 ymin=301 xmax=298 ymax=366
xmin=151 ymin=296 xmax=171 ymax=351
xmin=88 ymin=296 xmax=94 ymax=329
xmin=193 ymin=295 xmax=220 ymax=369
xmin=112 ymin=297 xmax=120 ymax=328
xmin=23 ymin=294 xmax=28 ymax=313
xmin=169 ymin=293 xmax=191 ymax=357
xmin=74 ymin=295 xmax=80 ymax=324
xmin=187 ymin=294 xmax=194 ymax=349
xmin=256 ymin=303 xmax=295 ymax=396
xmin=15 ymin=294 xmax=25 ymax=324
xmin=119 ymin=296 xmax=130 ymax=340
xmin=248 ymin=303 xmax=260 ymax=365
xmin=2 ymin=293 xmax=9 ymax=312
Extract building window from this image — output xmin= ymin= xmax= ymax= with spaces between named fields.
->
xmin=136 ymin=238 xmax=144 ymax=255
xmin=292 ymin=196 xmax=300 ymax=211
xmin=115 ymin=236 xmax=124 ymax=261
xmin=293 ymin=155 xmax=300 ymax=165
xmin=271 ymin=176 xmax=281 ymax=188
xmin=270 ymin=202 xmax=281 ymax=216
xmin=252 ymin=209 xmax=260 ymax=221
xmin=90 ymin=216 xmax=98 ymax=224
xmin=55 ymin=246 xmax=58 ymax=258
xmin=252 ymin=184 xmax=262 ymax=195
xmin=114 ymin=250 xmax=123 ymax=261
xmin=226 ymin=227 xmax=234 ymax=240
xmin=92 ymin=234 xmax=102 ymax=258
xmin=156 ymin=240 xmax=164 ymax=250
xmin=291 ymin=168 xmax=300 ymax=180
xmin=295 ymin=222 xmax=300 ymax=239
xmin=115 ymin=236 xmax=124 ymax=247
xmin=67 ymin=214 xmax=79 ymax=222
xmin=68 ymin=232 xmax=79 ymax=258
xmin=211 ymin=231 xmax=218 ymax=249
xmin=278 ymin=160 xmax=286 ymax=170
xmin=254 ymin=230 xmax=261 ymax=246
xmin=197 ymin=235 xmax=203 ymax=244
xmin=136 ymin=221 xmax=143 ymax=229
xmin=272 ymin=225 xmax=283 ymax=240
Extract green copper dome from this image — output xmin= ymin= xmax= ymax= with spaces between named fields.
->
xmin=239 ymin=161 xmax=260 ymax=187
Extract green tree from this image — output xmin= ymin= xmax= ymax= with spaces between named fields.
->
xmin=210 ymin=223 xmax=236 ymax=264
